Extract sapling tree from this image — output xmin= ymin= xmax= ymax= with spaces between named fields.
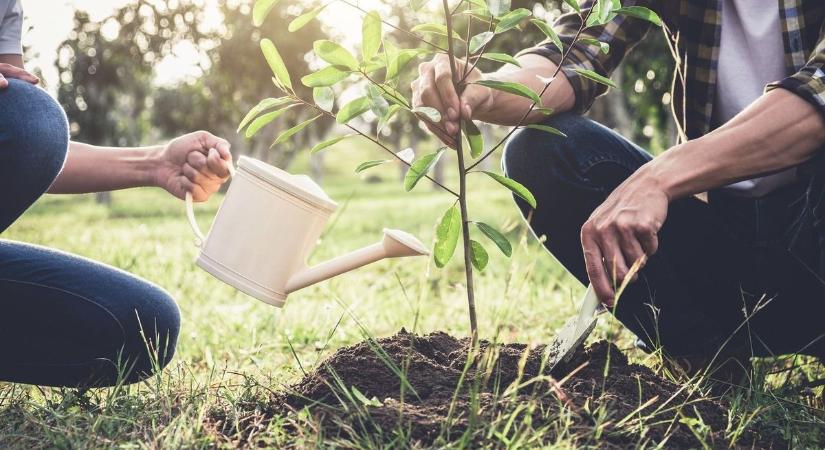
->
xmin=240 ymin=0 xmax=661 ymax=344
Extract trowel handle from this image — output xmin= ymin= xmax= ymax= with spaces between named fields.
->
xmin=184 ymin=156 xmax=236 ymax=247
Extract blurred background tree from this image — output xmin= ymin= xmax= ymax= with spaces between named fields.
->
xmin=50 ymin=0 xmax=674 ymax=199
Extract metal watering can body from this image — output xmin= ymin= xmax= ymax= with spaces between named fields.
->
xmin=186 ymin=156 xmax=429 ymax=307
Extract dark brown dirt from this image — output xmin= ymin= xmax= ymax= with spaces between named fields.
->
xmin=209 ymin=329 xmax=782 ymax=448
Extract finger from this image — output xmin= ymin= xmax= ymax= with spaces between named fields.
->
xmin=1 ymin=65 xmax=39 ymax=84
xmin=206 ymin=147 xmax=230 ymax=178
xmin=618 ymin=230 xmax=647 ymax=281
xmin=600 ymin=232 xmax=630 ymax=287
xmin=195 ymin=130 xmax=229 ymax=154
xmin=180 ymin=177 xmax=208 ymax=202
xmin=638 ymin=228 xmax=659 ymax=256
xmin=187 ymin=151 xmax=208 ymax=171
xmin=183 ymin=162 xmax=210 ymax=185
xmin=433 ymin=59 xmax=460 ymax=121
xmin=417 ymin=66 xmax=447 ymax=119
xmin=0 ymin=73 xmax=7 ymax=89
xmin=423 ymin=121 xmax=456 ymax=149
xmin=582 ymin=229 xmax=615 ymax=306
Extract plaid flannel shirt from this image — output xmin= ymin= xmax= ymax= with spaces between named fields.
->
xmin=520 ymin=1 xmax=825 ymax=140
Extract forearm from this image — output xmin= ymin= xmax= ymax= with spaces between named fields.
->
xmin=474 ymin=54 xmax=576 ymax=125
xmin=48 ymin=142 xmax=163 ymax=194
xmin=638 ymin=89 xmax=825 ymax=200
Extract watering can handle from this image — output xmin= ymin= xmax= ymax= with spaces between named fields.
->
xmin=184 ymin=156 xmax=236 ymax=247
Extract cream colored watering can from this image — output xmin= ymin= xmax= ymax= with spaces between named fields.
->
xmin=185 ymin=155 xmax=429 ymax=307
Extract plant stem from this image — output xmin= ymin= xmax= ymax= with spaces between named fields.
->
xmin=443 ymin=0 xmax=478 ymax=345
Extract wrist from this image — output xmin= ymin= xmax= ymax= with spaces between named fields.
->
xmin=634 ymin=157 xmax=678 ymax=201
xmin=144 ymin=145 xmax=167 ymax=188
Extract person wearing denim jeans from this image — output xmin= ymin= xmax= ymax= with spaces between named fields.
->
xmin=410 ymin=2 xmax=825 ymax=378
xmin=0 ymin=77 xmax=232 ymax=386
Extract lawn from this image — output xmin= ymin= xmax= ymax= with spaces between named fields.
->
xmin=1 ymin=146 xmax=823 ymax=448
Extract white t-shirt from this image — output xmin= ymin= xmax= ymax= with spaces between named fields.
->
xmin=0 ymin=0 xmax=22 ymax=55
xmin=716 ymin=0 xmax=794 ymax=197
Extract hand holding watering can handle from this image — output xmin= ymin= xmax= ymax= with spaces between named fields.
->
xmin=184 ymin=155 xmax=236 ymax=247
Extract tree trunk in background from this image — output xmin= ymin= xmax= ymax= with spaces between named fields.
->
xmin=310 ymin=151 xmax=324 ymax=182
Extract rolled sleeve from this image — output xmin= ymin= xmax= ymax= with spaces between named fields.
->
xmin=0 ymin=0 xmax=23 ymax=55
xmin=517 ymin=0 xmax=654 ymax=114
xmin=766 ymin=49 xmax=825 ymax=120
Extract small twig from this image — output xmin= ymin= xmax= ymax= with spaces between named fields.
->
xmin=296 ymin=97 xmax=460 ymax=197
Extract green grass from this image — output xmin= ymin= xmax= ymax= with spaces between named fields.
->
xmin=1 ymin=147 xmax=823 ymax=448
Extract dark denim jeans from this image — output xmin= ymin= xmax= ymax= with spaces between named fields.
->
xmin=0 ymin=79 xmax=180 ymax=387
xmin=503 ymin=113 xmax=825 ymax=358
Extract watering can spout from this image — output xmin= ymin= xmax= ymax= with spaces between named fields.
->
xmin=284 ymin=229 xmax=429 ymax=294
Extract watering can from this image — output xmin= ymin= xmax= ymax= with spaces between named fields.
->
xmin=185 ymin=155 xmax=429 ymax=307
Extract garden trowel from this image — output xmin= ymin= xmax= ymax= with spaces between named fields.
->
xmin=547 ymin=285 xmax=601 ymax=372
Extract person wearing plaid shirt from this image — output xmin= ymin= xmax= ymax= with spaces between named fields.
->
xmin=412 ymin=0 xmax=825 ymax=380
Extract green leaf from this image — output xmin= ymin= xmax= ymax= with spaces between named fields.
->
xmin=336 ymin=96 xmax=371 ymax=124
xmin=362 ymin=11 xmax=382 ymax=62
xmin=573 ymin=68 xmax=618 ymax=88
xmin=463 ymin=120 xmax=483 ymax=158
xmin=495 ymin=8 xmax=531 ymax=33
xmin=404 ymin=149 xmax=444 ymax=191
xmin=378 ymin=104 xmax=403 ymax=133
xmin=475 ymin=222 xmax=512 ymax=257
xmin=288 ymin=5 xmax=324 ymax=32
xmin=580 ymin=37 xmax=609 ymax=54
xmin=351 ymin=386 xmax=382 ymax=407
xmin=615 ymin=6 xmax=662 ymax=26
xmin=411 ymin=23 xmax=449 ymax=36
xmin=244 ymin=104 xmax=297 ymax=138
xmin=481 ymin=171 xmax=536 ymax=208
xmin=526 ymin=124 xmax=567 ymax=137
xmin=530 ymin=19 xmax=563 ymax=53
xmin=411 ymin=106 xmax=441 ymax=122
xmin=355 ymin=159 xmax=392 ymax=173
xmin=314 ymin=40 xmax=359 ymax=71
xmin=237 ymin=97 xmax=293 ymax=133
xmin=469 ymin=240 xmax=489 ymax=271
xmin=480 ymin=53 xmax=521 ymax=67
xmin=260 ymin=39 xmax=292 ymax=90
xmin=271 ymin=114 xmax=321 ymax=147
xmin=301 ymin=66 xmax=349 ymax=88
xmin=434 ymin=205 xmax=461 ymax=268
xmin=366 ymin=85 xmax=389 ymax=117
xmin=487 ymin=0 xmax=511 ymax=17
xmin=311 ymin=134 xmax=352 ymax=154
xmin=253 ymin=0 xmax=280 ymax=27
xmin=313 ymin=87 xmax=334 ymax=111
xmin=562 ymin=0 xmax=580 ymax=12
xmin=469 ymin=31 xmax=494 ymax=54
xmin=474 ymin=79 xmax=541 ymax=105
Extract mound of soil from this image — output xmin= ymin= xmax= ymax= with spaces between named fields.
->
xmin=210 ymin=330 xmax=779 ymax=448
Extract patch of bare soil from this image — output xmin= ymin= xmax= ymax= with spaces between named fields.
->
xmin=208 ymin=329 xmax=782 ymax=448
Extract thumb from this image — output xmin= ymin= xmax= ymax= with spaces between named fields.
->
xmin=460 ymin=84 xmax=492 ymax=120
xmin=0 ymin=73 xmax=7 ymax=89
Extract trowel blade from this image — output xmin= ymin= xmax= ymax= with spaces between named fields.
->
xmin=548 ymin=286 xmax=600 ymax=372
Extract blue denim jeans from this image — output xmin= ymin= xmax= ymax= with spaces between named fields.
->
xmin=0 ymin=79 xmax=180 ymax=387
xmin=503 ymin=113 xmax=825 ymax=358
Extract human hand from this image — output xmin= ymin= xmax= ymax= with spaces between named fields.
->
xmin=411 ymin=54 xmax=495 ymax=147
xmin=581 ymin=173 xmax=668 ymax=306
xmin=153 ymin=131 xmax=233 ymax=202
xmin=0 ymin=63 xmax=39 ymax=89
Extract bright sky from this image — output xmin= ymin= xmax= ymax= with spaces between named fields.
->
xmin=22 ymin=0 xmax=387 ymax=94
